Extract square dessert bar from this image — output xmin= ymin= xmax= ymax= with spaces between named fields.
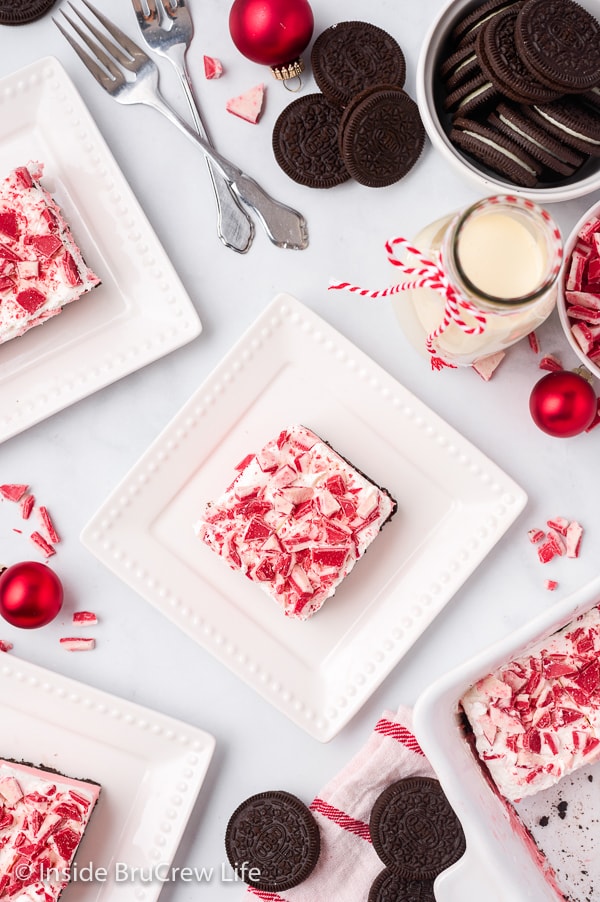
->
xmin=461 ymin=604 xmax=600 ymax=802
xmin=0 ymin=758 xmax=100 ymax=899
xmin=195 ymin=425 xmax=397 ymax=620
xmin=0 ymin=162 xmax=100 ymax=344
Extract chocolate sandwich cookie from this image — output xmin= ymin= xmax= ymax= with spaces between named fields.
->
xmin=0 ymin=0 xmax=56 ymax=24
xmin=475 ymin=5 xmax=563 ymax=104
xmin=225 ymin=790 xmax=320 ymax=891
xmin=311 ymin=21 xmax=406 ymax=107
xmin=272 ymin=93 xmax=350 ymax=188
xmin=516 ymin=0 xmax=600 ymax=94
xmin=368 ymin=869 xmax=436 ymax=902
xmin=439 ymin=44 xmax=480 ymax=93
xmin=450 ymin=116 xmax=542 ymax=186
xmin=529 ymin=98 xmax=600 ymax=157
xmin=451 ymin=0 xmax=517 ymax=48
xmin=369 ymin=778 xmax=466 ymax=881
xmin=443 ymin=71 xmax=499 ymax=119
xmin=489 ymin=102 xmax=586 ymax=178
xmin=338 ymin=86 xmax=425 ymax=187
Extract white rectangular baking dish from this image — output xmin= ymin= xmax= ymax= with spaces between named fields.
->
xmin=414 ymin=573 xmax=600 ymax=902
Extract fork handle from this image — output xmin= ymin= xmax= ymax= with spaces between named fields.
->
xmin=170 ymin=48 xmax=254 ymax=254
xmin=146 ymin=95 xmax=308 ymax=251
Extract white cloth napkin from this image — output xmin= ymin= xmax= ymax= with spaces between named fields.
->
xmin=242 ymin=706 xmax=435 ymax=902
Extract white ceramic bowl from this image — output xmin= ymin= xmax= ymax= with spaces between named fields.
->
xmin=416 ymin=0 xmax=600 ymax=203
xmin=414 ymin=573 xmax=600 ymax=902
xmin=557 ymin=198 xmax=600 ymax=380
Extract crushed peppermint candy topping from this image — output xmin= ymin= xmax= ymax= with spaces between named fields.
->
xmin=195 ymin=426 xmax=396 ymax=620
xmin=545 ymin=580 xmax=559 ymax=591
xmin=527 ymin=331 xmax=540 ymax=354
xmin=538 ymin=355 xmax=562 ymax=372
xmin=20 ymin=494 xmax=34 ymax=519
xmin=462 ymin=604 xmax=600 ymax=801
xmin=0 ymin=162 xmax=100 ymax=346
xmin=59 ymin=637 xmax=95 ymax=651
xmin=72 ymin=611 xmax=98 ymax=626
xmin=0 ymin=640 xmax=13 ymax=653
xmin=0 ymin=759 xmax=99 ymax=900
xmin=472 ymin=350 xmax=505 ymax=381
xmin=203 ymin=55 xmax=223 ymax=79
xmin=225 ymin=83 xmax=265 ymax=124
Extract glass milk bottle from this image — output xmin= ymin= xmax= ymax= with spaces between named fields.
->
xmin=393 ymin=195 xmax=563 ymax=366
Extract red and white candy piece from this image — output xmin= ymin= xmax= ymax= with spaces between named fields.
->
xmin=203 ymin=55 xmax=223 ymax=79
xmin=59 ymin=637 xmax=95 ymax=651
xmin=226 ymin=83 xmax=265 ymax=123
xmin=72 ymin=610 xmax=98 ymax=626
xmin=0 ymin=484 xmax=28 ymax=502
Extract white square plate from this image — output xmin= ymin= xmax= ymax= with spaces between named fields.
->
xmin=81 ymin=293 xmax=527 ymax=742
xmin=0 ymin=654 xmax=215 ymax=901
xmin=0 ymin=57 xmax=201 ymax=443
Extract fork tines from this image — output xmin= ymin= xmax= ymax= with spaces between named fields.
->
xmin=54 ymin=0 xmax=149 ymax=90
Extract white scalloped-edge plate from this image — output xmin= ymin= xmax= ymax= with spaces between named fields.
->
xmin=0 ymin=654 xmax=215 ymax=901
xmin=81 ymin=293 xmax=527 ymax=742
xmin=0 ymin=56 xmax=201 ymax=443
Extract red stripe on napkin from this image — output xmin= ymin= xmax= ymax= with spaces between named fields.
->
xmin=248 ymin=891 xmax=288 ymax=901
xmin=374 ymin=717 xmax=426 ymax=756
xmin=309 ymin=798 xmax=372 ymax=841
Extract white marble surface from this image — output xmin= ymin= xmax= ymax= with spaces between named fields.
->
xmin=0 ymin=0 xmax=599 ymax=899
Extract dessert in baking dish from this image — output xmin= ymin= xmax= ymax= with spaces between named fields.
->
xmin=0 ymin=162 xmax=100 ymax=345
xmin=0 ymin=757 xmax=101 ymax=899
xmin=195 ymin=425 xmax=396 ymax=620
xmin=461 ymin=603 xmax=600 ymax=801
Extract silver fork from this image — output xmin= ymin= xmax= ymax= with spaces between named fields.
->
xmin=54 ymin=1 xmax=308 ymax=251
xmin=131 ymin=0 xmax=254 ymax=255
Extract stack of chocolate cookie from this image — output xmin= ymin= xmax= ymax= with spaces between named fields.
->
xmin=273 ymin=21 xmax=425 ymax=189
xmin=438 ymin=0 xmax=600 ymax=188
xmin=367 ymin=778 xmax=466 ymax=902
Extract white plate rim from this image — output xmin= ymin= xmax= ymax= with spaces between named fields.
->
xmin=0 ymin=652 xmax=216 ymax=902
xmin=0 ymin=56 xmax=202 ymax=443
xmin=81 ymin=293 xmax=527 ymax=742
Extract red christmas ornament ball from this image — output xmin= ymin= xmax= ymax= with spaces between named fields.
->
xmin=229 ymin=0 xmax=314 ymax=67
xmin=529 ymin=370 xmax=597 ymax=437
xmin=0 ymin=561 xmax=63 ymax=629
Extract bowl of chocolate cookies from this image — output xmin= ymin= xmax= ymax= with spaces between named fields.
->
xmin=417 ymin=0 xmax=600 ymax=201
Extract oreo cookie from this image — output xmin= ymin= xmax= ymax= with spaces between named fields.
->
xmin=451 ymin=0 xmax=517 ymax=48
xmin=368 ymin=869 xmax=436 ymax=902
xmin=338 ymin=86 xmax=425 ymax=187
xmin=450 ymin=116 xmax=542 ymax=186
xmin=475 ymin=5 xmax=563 ymax=104
xmin=529 ymin=98 xmax=600 ymax=157
xmin=369 ymin=778 xmax=466 ymax=881
xmin=516 ymin=0 xmax=600 ymax=94
xmin=440 ymin=45 xmax=480 ymax=93
xmin=225 ymin=790 xmax=320 ymax=891
xmin=272 ymin=93 xmax=350 ymax=188
xmin=0 ymin=0 xmax=56 ymax=24
xmin=311 ymin=21 xmax=406 ymax=107
xmin=443 ymin=71 xmax=499 ymax=119
xmin=489 ymin=102 xmax=586 ymax=177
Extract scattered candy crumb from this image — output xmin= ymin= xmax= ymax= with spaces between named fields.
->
xmin=0 ymin=484 xmax=28 ymax=502
xmin=38 ymin=505 xmax=60 ymax=544
xmin=226 ymin=83 xmax=265 ymax=124
xmin=472 ymin=350 xmax=505 ymax=381
xmin=539 ymin=355 xmax=562 ymax=372
xmin=203 ymin=55 xmax=223 ymax=79
xmin=72 ymin=611 xmax=98 ymax=626
xmin=30 ymin=531 xmax=56 ymax=558
xmin=544 ymin=579 xmax=559 ymax=591
xmin=0 ymin=640 xmax=13 ymax=653
xmin=528 ymin=331 xmax=540 ymax=354
xmin=21 ymin=494 xmax=34 ymax=519
xmin=12 ymin=529 xmax=22 ymax=535
xmin=528 ymin=518 xmax=584 ymax=565
xmin=59 ymin=637 xmax=95 ymax=652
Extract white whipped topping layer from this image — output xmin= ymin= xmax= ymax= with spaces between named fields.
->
xmin=0 ymin=759 xmax=100 ymax=901
xmin=0 ymin=162 xmax=100 ymax=345
xmin=195 ymin=425 xmax=396 ymax=620
xmin=461 ymin=605 xmax=600 ymax=801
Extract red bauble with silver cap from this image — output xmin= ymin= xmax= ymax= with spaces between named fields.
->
xmin=0 ymin=561 xmax=63 ymax=629
xmin=529 ymin=369 xmax=598 ymax=437
xmin=229 ymin=0 xmax=314 ymax=81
